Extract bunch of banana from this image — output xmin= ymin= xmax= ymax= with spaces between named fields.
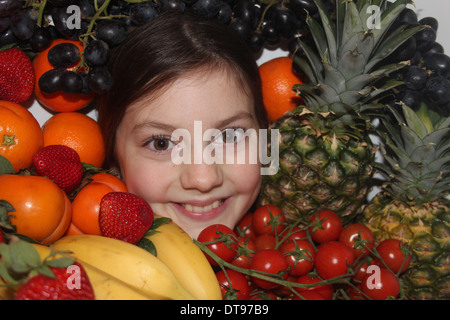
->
xmin=0 ymin=219 xmax=221 ymax=300
xmin=143 ymin=218 xmax=222 ymax=300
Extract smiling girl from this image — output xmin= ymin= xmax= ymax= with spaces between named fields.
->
xmin=97 ymin=12 xmax=268 ymax=238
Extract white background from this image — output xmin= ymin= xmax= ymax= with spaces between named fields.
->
xmin=27 ymin=0 xmax=450 ymax=125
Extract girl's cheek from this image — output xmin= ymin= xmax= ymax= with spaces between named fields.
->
xmin=233 ymin=163 xmax=262 ymax=194
xmin=122 ymin=165 xmax=173 ymax=202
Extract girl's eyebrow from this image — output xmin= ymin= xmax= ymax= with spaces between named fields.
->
xmin=214 ymin=112 xmax=256 ymax=129
xmin=132 ymin=112 xmax=255 ymax=133
xmin=132 ymin=121 xmax=178 ymax=133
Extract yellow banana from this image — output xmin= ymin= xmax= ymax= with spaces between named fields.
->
xmin=0 ymin=277 xmax=15 ymax=300
xmin=145 ymin=219 xmax=222 ymax=300
xmin=31 ymin=243 xmax=153 ymax=300
xmin=52 ymin=234 xmax=196 ymax=300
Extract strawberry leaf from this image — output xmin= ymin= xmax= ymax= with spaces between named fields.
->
xmin=11 ymin=240 xmax=42 ymax=270
xmin=33 ymin=264 xmax=55 ymax=279
xmin=0 ymin=260 xmax=19 ymax=285
xmin=135 ymin=237 xmax=157 ymax=257
xmin=144 ymin=217 xmax=171 ymax=236
xmin=45 ymin=257 xmax=76 ymax=269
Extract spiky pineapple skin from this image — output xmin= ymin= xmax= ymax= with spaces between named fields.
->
xmin=258 ymin=112 xmax=376 ymax=225
xmin=360 ymin=192 xmax=450 ymax=300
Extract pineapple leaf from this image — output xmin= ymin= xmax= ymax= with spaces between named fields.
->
xmin=313 ymin=0 xmax=337 ymax=66
xmin=317 ymin=83 xmax=341 ymax=104
xmin=293 ymin=54 xmax=318 ymax=84
xmin=341 ymin=0 xmax=365 ymax=58
xmin=367 ymin=24 xmax=424 ymax=71
xmin=371 ymin=0 xmax=410 ymax=47
xmin=360 ymin=80 xmax=405 ymax=104
xmin=428 ymin=156 xmax=450 ymax=173
xmin=423 ymin=127 xmax=449 ymax=148
xmin=434 ymin=114 xmax=450 ymax=130
xmin=335 ymin=0 xmax=346 ymax=47
xmin=323 ymin=62 xmax=347 ymax=93
xmin=306 ymin=13 xmax=329 ymax=63
xmin=299 ymin=40 xmax=324 ymax=83
xmin=403 ymin=104 xmax=429 ymax=139
xmin=338 ymin=45 xmax=367 ymax=80
xmin=401 ymin=125 xmax=424 ymax=155
xmin=434 ymin=140 xmax=450 ymax=159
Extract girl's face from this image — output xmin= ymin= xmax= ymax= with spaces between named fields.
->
xmin=115 ymin=69 xmax=262 ymax=239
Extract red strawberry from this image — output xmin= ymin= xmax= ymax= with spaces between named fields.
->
xmin=99 ymin=192 xmax=154 ymax=243
xmin=32 ymin=144 xmax=83 ymax=194
xmin=0 ymin=47 xmax=35 ymax=104
xmin=15 ymin=262 xmax=95 ymax=300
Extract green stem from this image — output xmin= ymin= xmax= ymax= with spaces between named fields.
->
xmin=194 ymin=239 xmax=351 ymax=293
xmin=36 ymin=0 xmax=47 ymax=28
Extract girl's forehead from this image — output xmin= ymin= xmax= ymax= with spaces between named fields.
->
xmin=123 ymin=69 xmax=257 ymax=128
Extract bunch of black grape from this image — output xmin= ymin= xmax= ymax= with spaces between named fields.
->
xmin=0 ymin=0 xmax=356 ymax=96
xmin=386 ymin=8 xmax=450 ymax=116
xmin=0 ymin=0 xmax=133 ymax=94
xmin=186 ymin=0 xmax=335 ymax=54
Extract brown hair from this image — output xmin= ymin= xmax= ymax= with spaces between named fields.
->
xmin=97 ymin=12 xmax=267 ymax=169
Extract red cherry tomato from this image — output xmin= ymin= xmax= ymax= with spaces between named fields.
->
xmin=197 ymin=224 xmax=238 ymax=266
xmin=338 ymin=223 xmax=375 ymax=258
xmin=361 ymin=267 xmax=400 ymax=300
xmin=235 ymin=212 xmax=256 ymax=240
xmin=250 ymin=249 xmax=288 ymax=290
xmin=315 ymin=241 xmax=355 ymax=280
xmin=346 ymin=285 xmax=366 ymax=300
xmin=231 ymin=236 xmax=256 ymax=269
xmin=252 ymin=204 xmax=286 ymax=235
xmin=295 ymin=274 xmax=334 ymax=299
xmin=254 ymin=234 xmax=277 ymax=251
xmin=309 ymin=209 xmax=342 ymax=243
xmin=375 ymin=239 xmax=411 ymax=274
xmin=353 ymin=258 xmax=376 ymax=282
xmin=272 ymin=274 xmax=298 ymax=297
xmin=215 ymin=268 xmax=250 ymax=300
xmin=286 ymin=226 xmax=308 ymax=241
xmin=279 ymin=239 xmax=316 ymax=277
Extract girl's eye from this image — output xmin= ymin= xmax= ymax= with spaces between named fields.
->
xmin=146 ymin=137 xmax=175 ymax=152
xmin=215 ymin=128 xmax=246 ymax=144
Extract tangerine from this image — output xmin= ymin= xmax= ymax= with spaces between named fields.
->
xmin=259 ymin=57 xmax=304 ymax=122
xmin=42 ymin=112 xmax=106 ymax=168
xmin=68 ymin=173 xmax=127 ymax=236
xmin=32 ymin=39 xmax=96 ymax=112
xmin=0 ymin=100 xmax=43 ymax=172
xmin=0 ymin=174 xmax=72 ymax=244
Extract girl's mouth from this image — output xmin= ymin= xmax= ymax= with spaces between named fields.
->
xmin=173 ymin=198 xmax=229 ymax=221
xmin=179 ymin=199 xmax=225 ymax=213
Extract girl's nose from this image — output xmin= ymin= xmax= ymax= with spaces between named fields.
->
xmin=180 ymin=163 xmax=223 ymax=193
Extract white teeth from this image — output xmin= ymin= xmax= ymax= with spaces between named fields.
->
xmin=181 ymin=200 xmax=223 ymax=212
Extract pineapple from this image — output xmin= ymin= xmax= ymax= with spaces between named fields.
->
xmin=360 ymin=103 xmax=450 ymax=300
xmin=258 ymin=0 xmax=423 ymax=225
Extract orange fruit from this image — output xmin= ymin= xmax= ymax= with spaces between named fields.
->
xmin=0 ymin=174 xmax=72 ymax=244
xmin=259 ymin=57 xmax=305 ymax=122
xmin=67 ymin=173 xmax=127 ymax=236
xmin=32 ymin=39 xmax=96 ymax=112
xmin=0 ymin=100 xmax=43 ymax=172
xmin=42 ymin=112 xmax=105 ymax=168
